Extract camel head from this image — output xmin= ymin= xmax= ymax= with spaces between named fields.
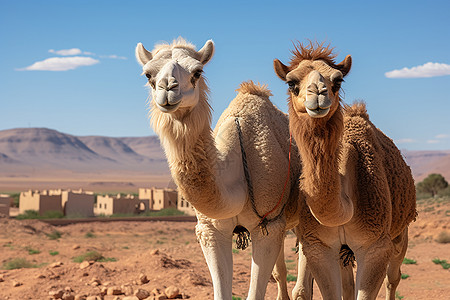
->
xmin=273 ymin=42 xmax=351 ymax=120
xmin=136 ymin=38 xmax=214 ymax=113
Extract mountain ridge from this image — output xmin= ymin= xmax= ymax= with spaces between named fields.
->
xmin=0 ymin=127 xmax=449 ymax=183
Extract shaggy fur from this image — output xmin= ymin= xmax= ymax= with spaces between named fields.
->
xmin=137 ymin=38 xmax=301 ymax=300
xmin=274 ymin=41 xmax=416 ymax=300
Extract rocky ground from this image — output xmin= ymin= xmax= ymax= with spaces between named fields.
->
xmin=0 ymin=197 xmax=449 ymax=300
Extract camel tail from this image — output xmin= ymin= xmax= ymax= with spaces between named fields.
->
xmin=344 ymin=101 xmax=370 ymax=121
xmin=236 ymin=80 xmax=273 ymax=98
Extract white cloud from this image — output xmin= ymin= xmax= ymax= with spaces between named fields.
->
xmin=17 ymin=56 xmax=100 ymax=71
xmin=436 ymin=134 xmax=450 ymax=139
xmin=49 ymin=48 xmax=82 ymax=56
xmin=396 ymin=138 xmax=416 ymax=144
xmin=100 ymin=54 xmax=127 ymax=60
xmin=427 ymin=139 xmax=440 ymax=144
xmin=385 ymin=62 xmax=450 ymax=78
xmin=49 ymin=48 xmax=96 ymax=56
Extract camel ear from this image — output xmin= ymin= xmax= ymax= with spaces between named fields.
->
xmin=273 ymin=59 xmax=290 ymax=81
xmin=198 ymin=40 xmax=215 ymax=65
xmin=337 ymin=55 xmax=352 ymax=77
xmin=135 ymin=43 xmax=152 ymax=66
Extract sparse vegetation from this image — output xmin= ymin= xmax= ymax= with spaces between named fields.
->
xmin=401 ymin=273 xmax=410 ymax=279
xmin=432 ymin=258 xmax=450 ymax=269
xmin=9 ymin=193 xmax=20 ymax=207
xmin=16 ymin=209 xmax=63 ymax=219
xmin=2 ymin=258 xmax=37 ymax=270
xmin=232 ymin=249 xmax=239 ymax=254
xmin=25 ymin=247 xmax=41 ymax=255
xmin=436 ymin=231 xmax=450 ymax=244
xmin=232 ymin=296 xmax=242 ymax=300
xmin=142 ymin=207 xmax=185 ymax=217
xmin=46 ymin=230 xmax=62 ymax=240
xmin=395 ymin=291 xmax=404 ymax=299
xmin=49 ymin=250 xmax=59 ymax=256
xmin=287 ymin=274 xmax=297 ymax=282
xmin=402 ymin=258 xmax=417 ymax=264
xmin=84 ymin=231 xmax=96 ymax=238
xmin=72 ymin=250 xmax=117 ymax=263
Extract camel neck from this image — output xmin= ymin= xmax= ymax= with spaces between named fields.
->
xmin=290 ymin=106 xmax=353 ymax=226
xmin=151 ymin=96 xmax=245 ymax=219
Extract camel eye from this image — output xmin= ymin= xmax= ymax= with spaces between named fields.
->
xmin=287 ymin=81 xmax=296 ymax=91
xmin=193 ymin=70 xmax=203 ymax=79
xmin=332 ymin=78 xmax=344 ymax=93
xmin=145 ymin=73 xmax=151 ymax=79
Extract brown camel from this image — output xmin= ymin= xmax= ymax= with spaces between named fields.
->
xmin=273 ymin=42 xmax=416 ymax=299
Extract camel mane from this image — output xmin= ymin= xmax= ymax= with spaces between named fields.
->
xmin=289 ymin=41 xmax=339 ymax=69
xmin=152 ymin=37 xmax=198 ymax=56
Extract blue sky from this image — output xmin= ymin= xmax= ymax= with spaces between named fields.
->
xmin=1 ymin=0 xmax=449 ymax=151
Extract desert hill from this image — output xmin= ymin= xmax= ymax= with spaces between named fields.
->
xmin=402 ymin=150 xmax=450 ymax=182
xmin=0 ymin=128 xmax=170 ymax=192
xmin=0 ymin=127 xmax=449 ymax=191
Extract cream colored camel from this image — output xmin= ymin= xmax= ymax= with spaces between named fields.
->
xmin=136 ymin=38 xmax=301 ymax=300
xmin=274 ymin=42 xmax=416 ymax=300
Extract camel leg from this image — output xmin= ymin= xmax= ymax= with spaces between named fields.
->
xmin=355 ymin=237 xmax=392 ymax=300
xmin=272 ymin=237 xmax=290 ymax=300
xmin=247 ymin=223 xmax=284 ymax=300
xmin=292 ymin=242 xmax=313 ymax=300
xmin=385 ymin=228 xmax=408 ymax=300
xmin=303 ymin=243 xmax=342 ymax=300
xmin=196 ymin=219 xmax=234 ymax=300
xmin=340 ymin=260 xmax=355 ymax=300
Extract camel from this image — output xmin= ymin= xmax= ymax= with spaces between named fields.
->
xmin=273 ymin=42 xmax=417 ymax=299
xmin=135 ymin=37 xmax=301 ymax=300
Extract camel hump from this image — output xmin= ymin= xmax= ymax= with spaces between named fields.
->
xmin=344 ymin=101 xmax=370 ymax=121
xmin=236 ymin=80 xmax=273 ymax=98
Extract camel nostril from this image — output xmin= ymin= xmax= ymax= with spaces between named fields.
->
xmin=166 ymin=82 xmax=179 ymax=91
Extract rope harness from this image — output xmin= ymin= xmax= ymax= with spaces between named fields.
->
xmin=233 ymin=118 xmax=292 ymax=249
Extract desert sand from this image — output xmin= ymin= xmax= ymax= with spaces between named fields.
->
xmin=0 ymin=197 xmax=449 ymax=300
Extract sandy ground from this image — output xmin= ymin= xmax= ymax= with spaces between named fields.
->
xmin=0 ymin=198 xmax=449 ymax=300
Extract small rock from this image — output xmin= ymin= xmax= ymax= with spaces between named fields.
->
xmin=12 ymin=281 xmax=23 ymax=287
xmin=49 ymin=289 xmax=64 ymax=298
xmin=62 ymin=293 xmax=75 ymax=300
xmin=36 ymin=274 xmax=46 ymax=279
xmin=103 ymin=296 xmax=121 ymax=300
xmin=122 ymin=296 xmax=139 ymax=300
xmin=86 ymin=297 xmax=101 ymax=300
xmin=139 ymin=273 xmax=149 ymax=284
xmin=50 ymin=262 xmax=64 ymax=268
xmin=79 ymin=261 xmax=91 ymax=270
xmin=73 ymin=245 xmax=80 ymax=250
xmin=0 ymin=274 xmax=4 ymax=282
xmin=100 ymin=286 xmax=108 ymax=296
xmin=134 ymin=288 xmax=150 ymax=300
xmin=90 ymin=281 xmax=100 ymax=287
xmin=74 ymin=295 xmax=87 ymax=300
xmin=150 ymin=249 xmax=159 ymax=255
xmin=82 ymin=272 xmax=89 ymax=277
xmin=121 ymin=285 xmax=134 ymax=296
xmin=107 ymin=287 xmax=123 ymax=295
xmin=65 ymin=287 xmax=74 ymax=292
xmin=155 ymin=294 xmax=168 ymax=300
xmin=164 ymin=286 xmax=180 ymax=299
xmin=151 ymin=288 xmax=160 ymax=295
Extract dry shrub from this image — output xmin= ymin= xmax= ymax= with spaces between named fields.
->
xmin=436 ymin=231 xmax=450 ymax=244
